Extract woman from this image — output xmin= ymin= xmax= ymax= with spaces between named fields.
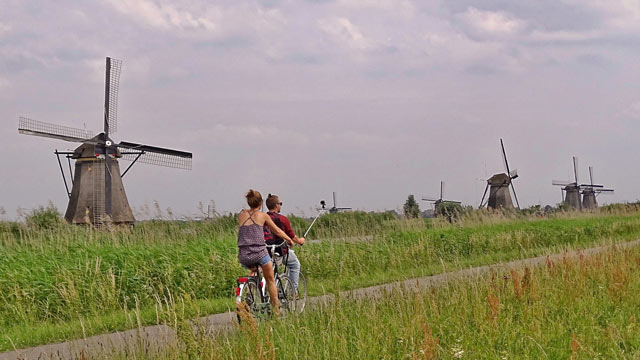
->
xmin=238 ymin=189 xmax=293 ymax=312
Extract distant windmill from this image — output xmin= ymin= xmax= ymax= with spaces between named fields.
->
xmin=552 ymin=156 xmax=582 ymax=210
xmin=18 ymin=57 xmax=193 ymax=226
xmin=422 ymin=181 xmax=461 ymax=216
xmin=480 ymin=139 xmax=520 ymax=210
xmin=581 ymin=166 xmax=614 ymax=209
xmin=324 ymin=192 xmax=351 ymax=213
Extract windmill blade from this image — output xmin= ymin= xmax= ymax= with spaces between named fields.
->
xmin=421 ymin=197 xmax=439 ymax=202
xmin=580 ymin=184 xmax=603 ymax=188
xmin=333 ymin=192 xmax=337 ymax=208
xmin=442 ymin=200 xmax=462 ymax=204
xmin=440 ymin=181 xmax=445 ymax=200
xmin=589 ymin=166 xmax=594 ymax=186
xmin=510 ymin=182 xmax=521 ymax=209
xmin=552 ymin=180 xmax=572 ymax=186
xmin=597 ymin=188 xmax=614 ymax=193
xmin=18 ymin=117 xmax=94 ymax=143
xmin=480 ymin=183 xmax=489 ymax=208
xmin=104 ymin=57 xmax=122 ymax=136
xmin=117 ymin=141 xmax=192 ymax=170
xmin=500 ymin=138 xmax=511 ymax=175
xmin=572 ymin=156 xmax=579 ymax=184
xmin=336 ymin=207 xmax=352 ymax=210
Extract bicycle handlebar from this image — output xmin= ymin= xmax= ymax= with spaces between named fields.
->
xmin=266 ymin=241 xmax=288 ymax=251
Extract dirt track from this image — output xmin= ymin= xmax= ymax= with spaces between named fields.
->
xmin=2 ymin=239 xmax=638 ymax=360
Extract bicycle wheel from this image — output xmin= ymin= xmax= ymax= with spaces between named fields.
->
xmin=296 ymin=271 xmax=307 ymax=313
xmin=276 ymin=275 xmax=296 ymax=315
xmin=236 ymin=279 xmax=261 ymax=323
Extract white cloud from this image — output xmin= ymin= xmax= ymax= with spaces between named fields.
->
xmin=105 ymin=0 xmax=217 ymax=31
xmin=337 ymin=0 xmax=415 ymax=18
xmin=0 ymin=75 xmax=9 ymax=89
xmin=460 ymin=7 xmax=525 ymax=38
xmin=561 ymin=0 xmax=640 ymax=33
xmin=318 ymin=17 xmax=372 ymax=50
xmin=529 ymin=29 xmax=603 ymax=43
xmin=618 ymin=100 xmax=640 ymax=120
xmin=0 ymin=22 xmax=10 ymax=37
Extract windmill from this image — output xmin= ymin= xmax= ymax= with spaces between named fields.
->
xmin=422 ymin=181 xmax=461 ymax=216
xmin=324 ymin=192 xmax=351 ymax=213
xmin=18 ymin=57 xmax=192 ymax=226
xmin=480 ymin=139 xmax=520 ymax=210
xmin=580 ymin=166 xmax=614 ymax=209
xmin=552 ymin=156 xmax=581 ymax=210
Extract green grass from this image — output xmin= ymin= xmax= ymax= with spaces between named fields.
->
xmin=2 ymin=210 xmax=640 ymax=351
xmin=155 ymin=242 xmax=640 ymax=359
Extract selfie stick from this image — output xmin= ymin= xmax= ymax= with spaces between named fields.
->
xmin=303 ymin=200 xmax=327 ymax=238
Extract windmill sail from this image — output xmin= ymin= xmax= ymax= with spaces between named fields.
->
xmin=18 ymin=56 xmax=192 ymax=227
xmin=18 ymin=117 xmax=94 ymax=143
xmin=552 ymin=180 xmax=572 ymax=186
xmin=117 ymin=141 xmax=193 ymax=170
xmin=104 ymin=57 xmax=122 ymax=136
xmin=498 ymin=139 xmax=520 ymax=209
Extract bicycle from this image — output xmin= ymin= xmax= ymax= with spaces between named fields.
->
xmin=275 ymin=241 xmax=307 ymax=314
xmin=235 ymin=242 xmax=298 ymax=322
xmin=235 ymin=202 xmax=326 ymax=322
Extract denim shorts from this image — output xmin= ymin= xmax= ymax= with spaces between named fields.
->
xmin=241 ymin=253 xmax=271 ymax=269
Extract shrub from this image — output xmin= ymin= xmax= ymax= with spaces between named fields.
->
xmin=404 ymin=195 xmax=421 ymax=219
xmin=25 ymin=204 xmax=65 ymax=230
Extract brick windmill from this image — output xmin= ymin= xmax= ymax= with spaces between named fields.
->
xmin=552 ymin=156 xmax=582 ymax=210
xmin=324 ymin=192 xmax=351 ymax=213
xmin=555 ymin=160 xmax=614 ymax=210
xmin=18 ymin=57 xmax=192 ymax=226
xmin=581 ymin=166 xmax=614 ymax=209
xmin=422 ymin=181 xmax=461 ymax=216
xmin=479 ymin=139 xmax=520 ymax=210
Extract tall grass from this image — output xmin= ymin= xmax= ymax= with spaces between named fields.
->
xmin=2 ymin=209 xmax=640 ymax=351
xmin=151 ymin=244 xmax=640 ymax=359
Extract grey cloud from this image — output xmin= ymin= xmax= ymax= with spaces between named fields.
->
xmin=195 ymin=36 xmax=254 ymax=50
xmin=464 ymin=62 xmax=499 ymax=75
xmin=1 ymin=0 xmax=639 ymax=217
xmin=575 ymin=53 xmax=611 ymax=68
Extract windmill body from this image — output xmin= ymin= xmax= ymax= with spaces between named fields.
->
xmin=580 ymin=166 xmax=614 ymax=210
xmin=18 ymin=57 xmax=192 ymax=227
xmin=480 ymin=139 xmax=520 ymax=210
xmin=581 ymin=189 xmax=597 ymax=209
xmin=64 ymin=137 xmax=134 ymax=224
xmin=487 ymin=173 xmax=514 ymax=209
xmin=563 ymin=185 xmax=581 ymax=210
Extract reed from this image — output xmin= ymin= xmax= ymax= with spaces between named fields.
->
xmin=2 ymin=207 xmax=640 ymax=351
xmin=150 ymin=244 xmax=640 ymax=359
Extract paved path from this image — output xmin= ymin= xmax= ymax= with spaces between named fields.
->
xmin=2 ymin=239 xmax=639 ymax=360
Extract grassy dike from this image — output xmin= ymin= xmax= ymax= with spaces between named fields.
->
xmin=2 ymin=212 xmax=640 ymax=351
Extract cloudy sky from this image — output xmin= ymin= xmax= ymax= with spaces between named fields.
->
xmin=1 ymin=0 xmax=639 ymax=219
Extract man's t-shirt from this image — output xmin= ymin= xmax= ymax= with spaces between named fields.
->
xmin=263 ymin=211 xmax=295 ymax=245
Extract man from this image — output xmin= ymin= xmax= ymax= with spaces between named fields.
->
xmin=264 ymin=194 xmax=305 ymax=293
